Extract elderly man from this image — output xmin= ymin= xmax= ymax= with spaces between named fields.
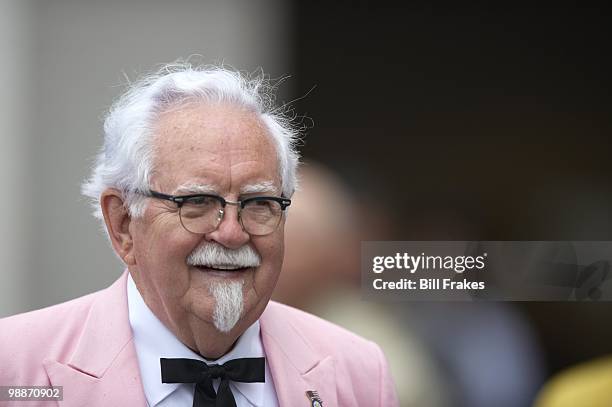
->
xmin=0 ymin=64 xmax=398 ymax=407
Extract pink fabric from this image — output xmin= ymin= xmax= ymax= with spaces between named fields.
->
xmin=0 ymin=272 xmax=399 ymax=406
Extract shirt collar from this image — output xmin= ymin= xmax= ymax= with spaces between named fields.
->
xmin=127 ymin=272 xmax=264 ymax=406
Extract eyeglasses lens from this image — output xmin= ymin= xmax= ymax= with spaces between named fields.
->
xmin=179 ymin=197 xmax=283 ymax=236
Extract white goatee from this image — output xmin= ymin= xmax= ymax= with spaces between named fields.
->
xmin=208 ymin=280 xmax=245 ymax=333
xmin=186 ymin=242 xmax=261 ymax=332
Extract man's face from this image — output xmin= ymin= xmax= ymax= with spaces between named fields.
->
xmin=129 ymin=102 xmax=284 ymax=344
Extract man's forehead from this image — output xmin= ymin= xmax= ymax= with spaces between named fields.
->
xmin=151 ymin=102 xmax=281 ymax=192
xmin=153 ymin=102 xmax=269 ymax=147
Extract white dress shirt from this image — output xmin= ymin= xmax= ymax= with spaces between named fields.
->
xmin=127 ymin=273 xmax=279 ymax=406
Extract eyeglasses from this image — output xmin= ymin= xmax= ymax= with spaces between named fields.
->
xmin=139 ymin=189 xmax=291 ymax=236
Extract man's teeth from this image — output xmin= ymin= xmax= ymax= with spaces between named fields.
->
xmin=197 ymin=264 xmax=247 ymax=270
xmin=213 ymin=265 xmax=240 ymax=270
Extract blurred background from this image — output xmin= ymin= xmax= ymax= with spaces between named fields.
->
xmin=1 ymin=1 xmax=611 ymax=406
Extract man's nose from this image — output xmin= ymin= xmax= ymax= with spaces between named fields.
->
xmin=205 ymin=205 xmax=250 ymax=249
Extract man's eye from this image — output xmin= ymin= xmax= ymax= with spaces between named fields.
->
xmin=186 ymin=196 xmax=216 ymax=206
xmin=253 ymin=200 xmax=272 ymax=207
xmin=246 ymin=200 xmax=281 ymax=214
xmin=246 ymin=199 xmax=273 ymax=209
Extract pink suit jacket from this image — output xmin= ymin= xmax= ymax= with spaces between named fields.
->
xmin=0 ymin=272 xmax=399 ymax=406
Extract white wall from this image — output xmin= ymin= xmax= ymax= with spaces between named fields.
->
xmin=0 ymin=0 xmax=31 ymax=317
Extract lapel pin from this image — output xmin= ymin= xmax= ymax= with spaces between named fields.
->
xmin=306 ymin=390 xmax=323 ymax=407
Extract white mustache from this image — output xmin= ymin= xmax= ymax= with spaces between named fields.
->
xmin=186 ymin=242 xmax=261 ymax=269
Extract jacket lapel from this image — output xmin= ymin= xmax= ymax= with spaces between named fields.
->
xmin=260 ymin=303 xmax=337 ymax=406
xmin=44 ymin=271 xmax=146 ymax=407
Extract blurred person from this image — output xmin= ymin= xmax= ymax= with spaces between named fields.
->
xmin=0 ymin=63 xmax=399 ymax=406
xmin=274 ymin=162 xmax=360 ymax=308
xmin=401 ymin=211 xmax=546 ymax=407
xmin=406 ymin=301 xmax=545 ymax=407
xmin=275 ymin=162 xmax=452 ymax=407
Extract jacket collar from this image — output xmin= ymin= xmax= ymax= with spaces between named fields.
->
xmin=44 ymin=271 xmax=146 ymax=406
xmin=260 ymin=302 xmax=338 ymax=407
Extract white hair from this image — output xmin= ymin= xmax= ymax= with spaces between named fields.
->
xmin=81 ymin=61 xmax=301 ymax=222
xmin=185 ymin=241 xmax=261 ymax=270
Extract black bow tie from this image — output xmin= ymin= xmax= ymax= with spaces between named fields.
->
xmin=160 ymin=357 xmax=265 ymax=407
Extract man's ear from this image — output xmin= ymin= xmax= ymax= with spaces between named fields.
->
xmin=100 ymin=188 xmax=136 ymax=265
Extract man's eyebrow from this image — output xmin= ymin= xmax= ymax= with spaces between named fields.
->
xmin=173 ymin=183 xmax=217 ymax=195
xmin=240 ymin=181 xmax=279 ymax=195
